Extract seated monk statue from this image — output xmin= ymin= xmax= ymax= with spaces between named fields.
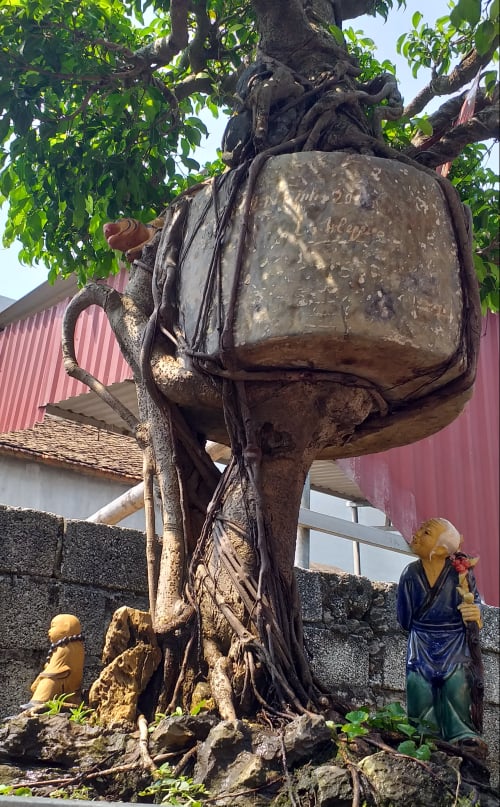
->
xmin=103 ymin=217 xmax=164 ymax=261
xmin=22 ymin=614 xmax=85 ymax=709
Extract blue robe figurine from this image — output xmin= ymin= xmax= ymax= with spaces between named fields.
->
xmin=397 ymin=518 xmax=485 ymax=751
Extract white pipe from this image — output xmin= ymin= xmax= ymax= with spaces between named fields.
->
xmin=87 ymin=481 xmax=145 ymax=524
xmin=86 ymin=441 xmax=229 ymax=525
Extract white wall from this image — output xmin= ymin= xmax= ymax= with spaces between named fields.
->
xmin=0 ymin=455 xmax=148 ymax=530
xmin=0 ymin=455 xmax=411 ymax=583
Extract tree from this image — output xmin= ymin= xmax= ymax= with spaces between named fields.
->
xmin=0 ymin=0 xmax=498 ymax=721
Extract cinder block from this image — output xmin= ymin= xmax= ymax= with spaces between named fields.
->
xmin=382 ymin=636 xmax=406 ymax=691
xmin=482 ymin=606 xmax=500 ymax=652
xmin=295 ymin=567 xmax=323 ymax=622
xmin=0 ymin=506 xmax=62 ymax=576
xmin=483 ymin=651 xmax=500 ymax=706
xmin=0 ymin=577 xmax=61 ymax=649
xmin=62 ymin=520 xmax=148 ymax=593
xmin=0 ymin=655 xmax=42 ymax=717
xmin=304 ymin=625 xmax=369 ymax=689
xmin=56 ymin=584 xmax=109 ymax=658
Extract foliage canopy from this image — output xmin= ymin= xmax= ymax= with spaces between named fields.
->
xmin=0 ymin=0 xmax=498 ymax=310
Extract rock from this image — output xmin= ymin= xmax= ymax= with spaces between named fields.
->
xmin=0 ymin=712 xmax=496 ymax=806
xmin=358 ymin=751 xmax=459 ymax=807
xmin=150 ymin=713 xmax=217 ymax=753
xmin=0 ymin=713 xmax=134 ymax=771
xmin=89 ymin=641 xmax=162 ymax=726
xmin=101 ymin=607 xmax=157 ymax=663
xmin=283 ymin=713 xmax=333 ymax=766
xmin=313 ymin=764 xmax=352 ymax=806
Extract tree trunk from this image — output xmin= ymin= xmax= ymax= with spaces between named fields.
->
xmin=62 ymin=0 xmax=480 ymax=723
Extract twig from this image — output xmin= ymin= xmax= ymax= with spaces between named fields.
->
xmin=279 ymin=733 xmax=300 ymax=807
xmin=346 ymin=761 xmax=361 ymax=807
xmin=172 ymin=744 xmax=198 ymax=777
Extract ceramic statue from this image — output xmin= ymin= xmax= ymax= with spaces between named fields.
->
xmin=22 ymin=614 xmax=85 ymax=709
xmin=397 ymin=518 xmax=486 ymax=756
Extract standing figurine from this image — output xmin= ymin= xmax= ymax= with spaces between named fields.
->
xmin=397 ymin=518 xmax=486 ymax=756
xmin=22 ymin=614 xmax=85 ymax=709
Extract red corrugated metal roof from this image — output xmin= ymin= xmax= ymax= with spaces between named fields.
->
xmin=0 ymin=270 xmax=131 ymax=432
xmin=339 ymin=313 xmax=499 ymax=606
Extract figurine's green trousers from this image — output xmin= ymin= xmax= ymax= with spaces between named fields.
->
xmin=407 ymin=667 xmax=479 ymax=743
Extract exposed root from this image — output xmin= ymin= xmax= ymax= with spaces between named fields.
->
xmin=137 ymin=713 xmax=157 ymax=773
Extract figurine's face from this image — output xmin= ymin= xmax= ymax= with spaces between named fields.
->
xmin=48 ymin=614 xmax=81 ymax=643
xmin=410 ymin=520 xmax=446 ymax=560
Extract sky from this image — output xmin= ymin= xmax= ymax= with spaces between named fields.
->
xmin=0 ymin=0 xmax=464 ymax=303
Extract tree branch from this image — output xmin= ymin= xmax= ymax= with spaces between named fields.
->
xmin=409 ymin=84 xmax=498 ymax=148
xmin=336 ymin=0 xmax=378 ymax=22
xmin=132 ymin=0 xmax=190 ymax=67
xmin=404 ymin=39 xmax=499 ymax=119
xmin=405 ymin=104 xmax=500 ymax=168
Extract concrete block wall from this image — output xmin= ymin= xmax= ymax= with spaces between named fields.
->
xmin=295 ymin=567 xmax=499 ymax=783
xmin=1 ymin=505 xmax=498 ymax=780
xmin=0 ymin=506 xmax=148 ymax=717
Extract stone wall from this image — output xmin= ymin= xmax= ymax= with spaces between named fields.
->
xmin=1 ymin=504 xmax=498 ymax=782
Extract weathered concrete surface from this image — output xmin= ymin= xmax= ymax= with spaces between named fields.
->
xmin=172 ymin=152 xmax=479 ymax=455
xmin=181 ymin=153 xmax=462 ymax=386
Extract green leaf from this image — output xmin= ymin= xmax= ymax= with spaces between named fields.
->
xmin=411 ymin=11 xmax=422 ymax=28
xmin=397 ymin=722 xmax=416 ymax=737
xmin=415 ymin=744 xmax=432 ymax=760
xmin=415 ymin=117 xmax=433 ymax=136
xmin=458 ymin=0 xmax=481 ymax=27
xmin=345 ymin=710 xmax=369 ymax=724
xmin=475 ymin=20 xmax=496 ymax=54
xmin=398 ymin=739 xmax=418 ymax=756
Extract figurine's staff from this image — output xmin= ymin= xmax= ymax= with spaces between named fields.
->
xmin=452 ymin=553 xmax=484 ymax=733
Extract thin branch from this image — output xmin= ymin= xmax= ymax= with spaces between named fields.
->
xmin=62 ymin=284 xmax=139 ymax=434
xmin=404 ymin=41 xmax=499 ymax=119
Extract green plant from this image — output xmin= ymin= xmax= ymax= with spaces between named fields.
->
xmin=42 ymin=692 xmax=76 ymax=715
xmin=69 ymin=702 xmax=95 ymax=725
xmin=49 ymin=785 xmax=92 ymax=800
xmin=328 ymin=709 xmax=371 ymax=741
xmin=189 ymin=699 xmax=208 ymax=717
xmin=139 ymin=763 xmax=208 ymax=805
xmin=327 ymin=702 xmax=437 ymax=760
xmin=0 ymin=785 xmax=33 ymax=797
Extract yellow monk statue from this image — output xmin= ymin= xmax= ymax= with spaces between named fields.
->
xmin=23 ymin=614 xmax=85 ymax=709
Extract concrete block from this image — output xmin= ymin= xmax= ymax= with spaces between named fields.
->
xmin=295 ymin=567 xmax=323 ymax=622
xmin=0 ymin=655 xmax=41 ymax=718
xmin=304 ymin=625 xmax=369 ymax=689
xmin=0 ymin=577 xmax=60 ymax=649
xmin=484 ymin=651 xmax=500 ymax=706
xmin=481 ymin=606 xmax=499 ymax=652
xmin=319 ymin=572 xmax=372 ymax=620
xmin=56 ymin=585 xmax=109 ymax=659
xmin=62 ymin=521 xmax=148 ymax=593
xmin=0 ymin=506 xmax=62 ymax=577
xmin=381 ymin=636 xmax=406 ymax=691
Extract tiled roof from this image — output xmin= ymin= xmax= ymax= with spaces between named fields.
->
xmin=0 ymin=415 xmax=142 ymax=481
